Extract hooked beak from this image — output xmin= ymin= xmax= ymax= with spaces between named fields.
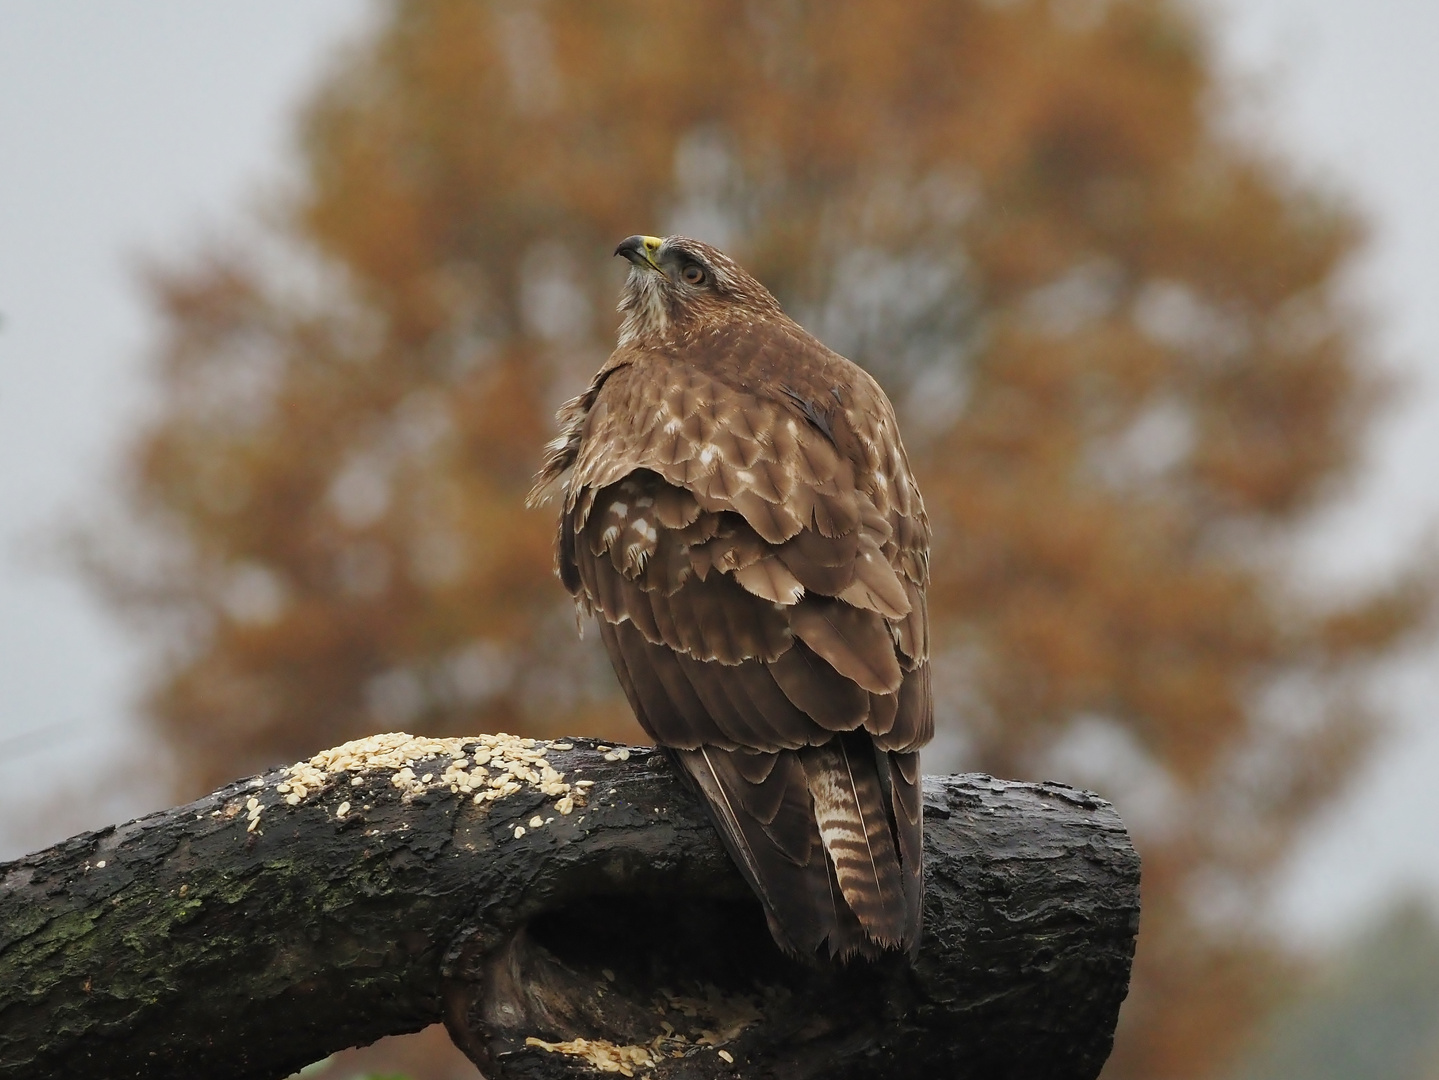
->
xmin=614 ymin=234 xmax=664 ymax=270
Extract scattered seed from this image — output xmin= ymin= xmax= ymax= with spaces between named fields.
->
xmin=336 ymin=801 xmax=351 ymax=818
xmin=279 ymin=733 xmax=586 ymax=822
xmin=526 ymin=1036 xmax=654 ymax=1075
xmin=529 ymin=816 xmax=544 ymax=828
xmin=718 ymin=1049 xmax=734 ymax=1063
xmin=95 ymin=860 xmax=106 ymax=869
xmin=513 ymin=826 xmax=526 ymax=839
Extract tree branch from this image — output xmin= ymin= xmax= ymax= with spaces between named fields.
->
xmin=0 ymin=737 xmax=1138 ymax=1079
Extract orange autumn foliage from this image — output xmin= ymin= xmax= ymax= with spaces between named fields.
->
xmin=81 ymin=1 xmax=1431 ymax=1077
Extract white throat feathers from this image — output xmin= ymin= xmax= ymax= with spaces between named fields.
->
xmin=617 ymin=264 xmax=671 ymax=346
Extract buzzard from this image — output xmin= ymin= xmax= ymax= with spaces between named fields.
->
xmin=530 ymin=235 xmax=931 ymax=961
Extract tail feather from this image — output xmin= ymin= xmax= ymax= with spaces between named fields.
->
xmin=800 ymin=735 xmax=906 ymax=948
xmin=672 ymin=747 xmax=857 ymax=959
xmin=670 ymin=739 xmax=919 ymax=961
xmin=876 ymin=749 xmax=924 ymax=956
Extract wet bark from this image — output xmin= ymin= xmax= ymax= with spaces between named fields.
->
xmin=0 ymin=739 xmax=1139 ymax=1080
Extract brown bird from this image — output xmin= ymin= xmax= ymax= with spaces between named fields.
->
xmin=529 ymin=235 xmax=931 ymax=961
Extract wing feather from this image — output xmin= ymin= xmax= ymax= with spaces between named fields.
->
xmin=767 ymin=641 xmax=871 ymax=731
xmin=675 ymin=652 xmax=793 ymax=751
xmin=734 ymin=554 xmax=805 ymax=605
xmin=789 ymin=598 xmax=904 ymax=695
xmin=876 ymin=662 xmax=933 ymax=752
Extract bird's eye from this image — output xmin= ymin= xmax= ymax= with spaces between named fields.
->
xmin=681 ymin=264 xmax=706 ymax=285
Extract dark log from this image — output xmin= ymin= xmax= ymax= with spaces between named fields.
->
xmin=0 ymin=736 xmax=1139 ymax=1080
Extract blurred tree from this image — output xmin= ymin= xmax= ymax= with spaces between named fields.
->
xmin=1228 ymin=900 xmax=1439 ymax=1080
xmin=80 ymin=0 xmax=1432 ymax=1077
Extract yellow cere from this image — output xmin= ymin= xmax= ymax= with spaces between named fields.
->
xmin=254 ymin=732 xmax=587 ymax=832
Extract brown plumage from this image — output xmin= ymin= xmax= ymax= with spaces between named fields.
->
xmin=529 ymin=234 xmax=931 ymax=961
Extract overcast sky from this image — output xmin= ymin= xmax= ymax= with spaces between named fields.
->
xmin=1214 ymin=0 xmax=1439 ymax=943
xmin=0 ymin=2 xmax=372 ymax=847
xmin=0 ymin=0 xmax=1435 ymax=946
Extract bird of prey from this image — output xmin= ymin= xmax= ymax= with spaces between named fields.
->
xmin=529 ymin=234 xmax=931 ymax=961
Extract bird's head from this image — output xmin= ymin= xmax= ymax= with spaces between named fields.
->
xmin=613 ymin=234 xmax=782 ymax=346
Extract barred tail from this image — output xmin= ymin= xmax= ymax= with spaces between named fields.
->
xmin=800 ymin=736 xmax=907 ymax=948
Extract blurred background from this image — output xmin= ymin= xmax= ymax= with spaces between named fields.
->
xmin=2 ymin=1 xmax=1437 ymax=1077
